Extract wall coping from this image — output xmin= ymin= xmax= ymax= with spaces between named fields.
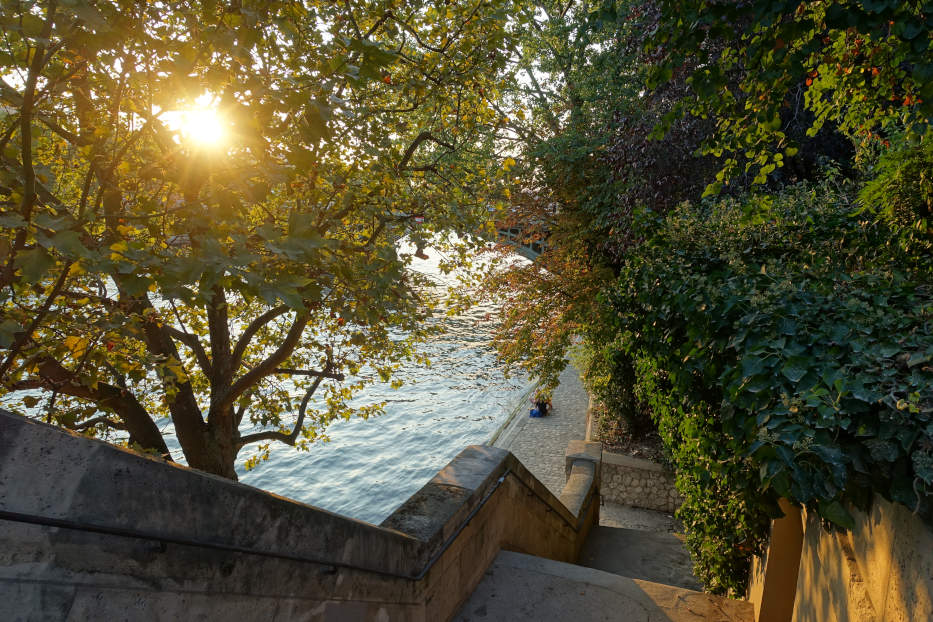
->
xmin=0 ymin=410 xmax=423 ymax=577
xmin=602 ymin=449 xmax=668 ymax=473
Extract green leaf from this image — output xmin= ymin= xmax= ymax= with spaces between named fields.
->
xmin=745 ymin=375 xmax=772 ymax=393
xmin=15 ymin=247 xmax=56 ymax=282
xmin=47 ymin=230 xmax=91 ymax=259
xmin=0 ymin=212 xmax=27 ymax=228
xmin=781 ymin=356 xmax=810 ymax=383
xmin=741 ymin=355 xmax=767 ymax=377
xmin=818 ymin=500 xmax=855 ymax=530
xmin=0 ymin=319 xmax=21 ymax=347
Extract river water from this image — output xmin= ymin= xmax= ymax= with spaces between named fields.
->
xmin=234 ymin=248 xmax=529 ymax=524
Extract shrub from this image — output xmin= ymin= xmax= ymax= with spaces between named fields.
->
xmin=607 ymin=179 xmax=933 ymax=594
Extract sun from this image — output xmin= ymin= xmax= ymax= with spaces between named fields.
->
xmin=162 ymin=94 xmax=228 ymax=149
xmin=178 ymin=107 xmax=226 ymax=147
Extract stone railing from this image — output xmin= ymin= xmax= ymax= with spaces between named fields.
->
xmin=0 ymin=410 xmax=600 ymax=622
xmin=599 ymin=450 xmax=681 ymax=513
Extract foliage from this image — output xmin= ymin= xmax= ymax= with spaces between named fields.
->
xmin=651 ymin=0 xmax=933 ymax=190
xmin=0 ymin=0 xmax=522 ymax=477
xmin=481 ymin=0 xmax=933 ymax=598
xmin=607 ymin=179 xmax=933 ymax=594
xmin=503 ymin=1 xmax=722 ymax=264
xmin=859 ymin=135 xmax=933 ymax=257
xmin=484 ymin=0 xmax=718 ymax=395
xmin=484 ymin=237 xmax=610 ymax=393
xmin=631 ymin=350 xmax=772 ymax=595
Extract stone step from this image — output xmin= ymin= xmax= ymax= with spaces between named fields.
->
xmin=599 ymin=500 xmax=678 ymax=533
xmin=579 ymin=525 xmax=701 ymax=591
xmin=454 ymin=551 xmax=753 ymax=622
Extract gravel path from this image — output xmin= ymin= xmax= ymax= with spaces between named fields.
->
xmin=492 ymin=365 xmax=589 ymax=497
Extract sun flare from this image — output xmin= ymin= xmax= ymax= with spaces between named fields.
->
xmin=178 ymin=108 xmax=226 ymax=146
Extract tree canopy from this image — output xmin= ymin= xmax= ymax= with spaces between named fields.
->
xmin=0 ymin=0 xmax=520 ymax=478
xmin=651 ymin=0 xmax=933 ymax=191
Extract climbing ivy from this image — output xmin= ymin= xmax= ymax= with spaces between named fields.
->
xmin=608 ymin=178 xmax=933 ymax=594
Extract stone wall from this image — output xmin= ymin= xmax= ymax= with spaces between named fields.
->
xmin=747 ymin=496 xmax=933 ymax=622
xmin=599 ymin=450 xmax=681 ymax=513
xmin=0 ymin=411 xmax=601 ymax=622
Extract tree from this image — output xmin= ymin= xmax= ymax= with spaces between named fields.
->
xmin=0 ymin=0 xmax=521 ymax=478
xmin=483 ymin=0 xmax=717 ymax=405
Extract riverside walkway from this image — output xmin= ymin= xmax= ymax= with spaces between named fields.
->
xmin=491 ymin=365 xmax=589 ymax=497
xmin=491 ymin=364 xmax=678 ymax=533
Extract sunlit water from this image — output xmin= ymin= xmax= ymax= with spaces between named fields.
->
xmin=233 ymin=250 xmax=529 ymax=524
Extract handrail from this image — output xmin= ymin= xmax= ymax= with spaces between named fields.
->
xmin=0 ymin=462 xmax=597 ymax=583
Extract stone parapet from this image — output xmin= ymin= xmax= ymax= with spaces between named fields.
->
xmin=0 ymin=410 xmax=600 ymax=622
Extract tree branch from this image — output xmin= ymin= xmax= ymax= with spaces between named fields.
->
xmin=221 ymin=312 xmax=310 ymax=412
xmin=164 ymin=323 xmax=212 ymax=377
xmin=237 ymin=372 xmax=325 ymax=449
xmin=397 ymin=131 xmax=456 ymax=171
xmin=11 ymin=355 xmax=170 ymax=458
xmin=0 ymin=260 xmax=72 ymax=380
xmin=4 ymin=3 xmax=57 ymax=282
xmin=72 ymin=415 xmax=126 ymax=431
xmin=230 ymin=304 xmax=289 ymax=371
xmin=273 ymin=367 xmax=345 ymax=381
xmin=206 ymin=285 xmax=231 ymax=396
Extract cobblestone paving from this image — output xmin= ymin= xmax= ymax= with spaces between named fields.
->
xmin=493 ymin=366 xmax=589 ymax=497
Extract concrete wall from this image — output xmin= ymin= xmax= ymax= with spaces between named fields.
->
xmin=599 ymin=450 xmax=681 ymax=513
xmin=746 ymin=499 xmax=803 ymax=622
xmin=0 ymin=410 xmax=601 ymax=622
xmin=747 ymin=497 xmax=933 ymax=622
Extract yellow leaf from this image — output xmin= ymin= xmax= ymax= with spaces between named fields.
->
xmin=109 ymin=241 xmax=128 ymax=253
xmin=63 ymin=335 xmax=89 ymax=358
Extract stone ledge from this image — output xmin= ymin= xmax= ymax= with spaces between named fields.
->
xmin=559 ymin=461 xmax=596 ymax=517
xmin=564 ymin=439 xmax=602 ymax=480
xmin=602 ymin=450 xmax=667 ymax=473
xmin=0 ymin=411 xmax=603 ymax=622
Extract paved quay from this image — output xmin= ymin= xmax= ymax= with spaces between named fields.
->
xmin=491 ymin=365 xmax=680 ymax=535
xmin=486 ymin=363 xmax=701 ymax=597
xmin=491 ymin=365 xmax=589 ymax=497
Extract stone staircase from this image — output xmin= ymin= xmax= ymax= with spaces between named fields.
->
xmin=454 ymin=504 xmax=754 ymax=622
xmin=455 ymin=550 xmax=752 ymax=622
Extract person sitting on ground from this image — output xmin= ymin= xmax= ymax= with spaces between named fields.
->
xmin=530 ymin=390 xmax=552 ymax=418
